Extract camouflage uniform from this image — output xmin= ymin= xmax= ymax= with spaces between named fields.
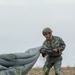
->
xmin=41 ymin=36 xmax=66 ymax=75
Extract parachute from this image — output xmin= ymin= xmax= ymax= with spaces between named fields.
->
xmin=0 ymin=46 xmax=41 ymax=75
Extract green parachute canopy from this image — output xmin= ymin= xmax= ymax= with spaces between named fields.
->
xmin=0 ymin=46 xmax=41 ymax=75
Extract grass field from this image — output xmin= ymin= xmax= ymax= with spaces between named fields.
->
xmin=26 ymin=67 xmax=75 ymax=75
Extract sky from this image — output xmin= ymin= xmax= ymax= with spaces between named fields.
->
xmin=0 ymin=0 xmax=75 ymax=4
xmin=0 ymin=0 xmax=75 ymax=67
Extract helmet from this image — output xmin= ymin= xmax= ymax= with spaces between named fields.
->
xmin=42 ymin=27 xmax=52 ymax=36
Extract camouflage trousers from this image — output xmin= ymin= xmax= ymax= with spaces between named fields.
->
xmin=42 ymin=56 xmax=62 ymax=75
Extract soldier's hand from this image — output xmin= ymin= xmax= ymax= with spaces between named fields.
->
xmin=40 ymin=49 xmax=45 ymax=54
xmin=53 ymin=48 xmax=58 ymax=52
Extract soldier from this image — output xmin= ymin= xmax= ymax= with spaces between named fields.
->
xmin=40 ymin=27 xmax=66 ymax=75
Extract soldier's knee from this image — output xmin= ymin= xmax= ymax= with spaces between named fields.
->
xmin=55 ymin=72 xmax=61 ymax=75
xmin=55 ymin=73 xmax=59 ymax=75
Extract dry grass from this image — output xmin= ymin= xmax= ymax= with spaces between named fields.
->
xmin=26 ymin=67 xmax=75 ymax=75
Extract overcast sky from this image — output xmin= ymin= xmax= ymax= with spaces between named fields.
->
xmin=0 ymin=0 xmax=75 ymax=5
xmin=0 ymin=0 xmax=75 ymax=67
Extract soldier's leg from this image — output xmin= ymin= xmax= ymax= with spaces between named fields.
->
xmin=42 ymin=61 xmax=53 ymax=75
xmin=54 ymin=60 xmax=62 ymax=75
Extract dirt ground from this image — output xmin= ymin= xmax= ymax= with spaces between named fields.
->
xmin=26 ymin=67 xmax=75 ymax=75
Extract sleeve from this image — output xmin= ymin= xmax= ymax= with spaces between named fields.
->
xmin=40 ymin=40 xmax=48 ymax=57
xmin=58 ymin=37 xmax=66 ymax=53
xmin=41 ymin=40 xmax=49 ymax=50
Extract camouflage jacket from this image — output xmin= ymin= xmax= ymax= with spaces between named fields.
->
xmin=42 ymin=36 xmax=66 ymax=57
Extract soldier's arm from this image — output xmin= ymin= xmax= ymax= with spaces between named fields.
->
xmin=58 ymin=37 xmax=66 ymax=53
xmin=40 ymin=41 xmax=48 ymax=57
xmin=42 ymin=41 xmax=48 ymax=49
